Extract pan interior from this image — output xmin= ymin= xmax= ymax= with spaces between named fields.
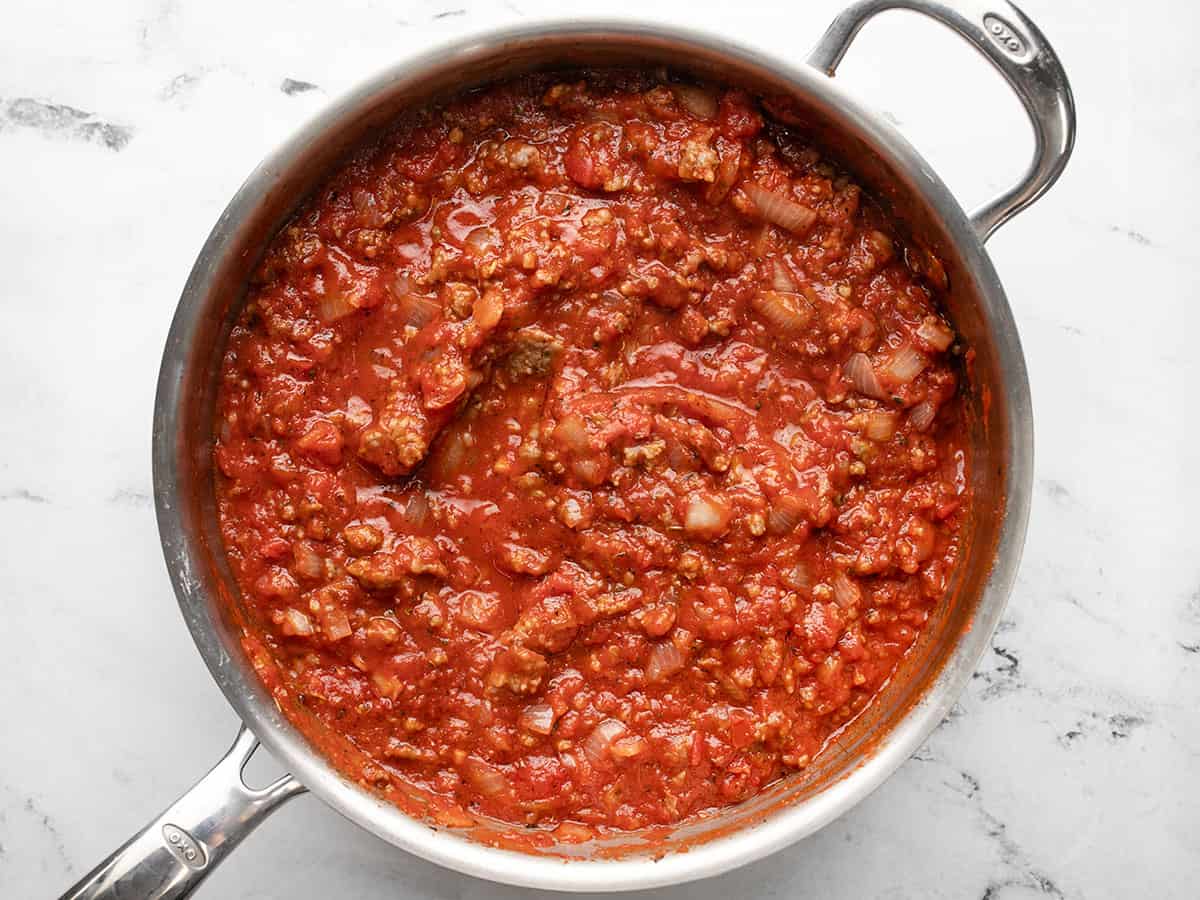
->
xmin=155 ymin=24 xmax=1022 ymax=878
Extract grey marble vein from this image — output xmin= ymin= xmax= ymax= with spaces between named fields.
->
xmin=0 ymin=488 xmax=49 ymax=504
xmin=1108 ymin=224 xmax=1153 ymax=246
xmin=0 ymin=98 xmax=132 ymax=150
xmin=107 ymin=487 xmax=152 ymax=507
xmin=971 ymin=645 xmax=1023 ymax=701
xmin=280 ymin=78 xmax=319 ymax=95
xmin=161 ymin=70 xmax=206 ymax=101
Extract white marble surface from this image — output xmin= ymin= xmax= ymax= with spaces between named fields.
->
xmin=1 ymin=0 xmax=1197 ymax=896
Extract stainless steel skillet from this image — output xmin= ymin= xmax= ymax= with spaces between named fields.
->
xmin=64 ymin=1 xmax=1074 ymax=895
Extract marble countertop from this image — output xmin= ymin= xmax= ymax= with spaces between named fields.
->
xmin=2 ymin=0 xmax=1196 ymax=896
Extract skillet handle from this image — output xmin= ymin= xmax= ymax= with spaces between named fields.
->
xmin=807 ymin=0 xmax=1076 ymax=243
xmin=60 ymin=726 xmax=306 ymax=900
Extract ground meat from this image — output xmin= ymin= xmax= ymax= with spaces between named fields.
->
xmin=506 ymin=331 xmax=560 ymax=377
xmin=357 ymin=390 xmax=436 ymax=477
xmin=487 ymin=646 xmax=549 ymax=694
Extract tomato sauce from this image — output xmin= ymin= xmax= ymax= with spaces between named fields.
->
xmin=214 ymin=71 xmax=969 ymax=832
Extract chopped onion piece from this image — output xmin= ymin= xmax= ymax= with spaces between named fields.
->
xmin=673 ymin=84 xmax=718 ymax=119
xmin=371 ymin=671 xmax=401 ymax=699
xmin=281 ymin=608 xmax=314 ymax=637
xmin=464 ymin=225 xmax=500 ymax=257
xmin=751 ymin=290 xmax=813 ymax=335
xmin=772 ymin=260 xmax=798 ymax=292
xmin=646 ymin=642 xmax=687 ymax=682
xmin=403 ymin=490 xmax=429 ymax=526
xmin=366 ymin=616 xmax=400 ymax=645
xmin=322 ymin=608 xmax=352 ymax=641
xmin=610 ymin=735 xmax=648 ymax=759
xmin=519 ymin=703 xmax=557 ymax=735
xmin=351 ymin=188 xmax=388 ymax=227
xmin=781 ymin=561 xmax=811 ymax=591
xmin=832 ymin=571 xmax=862 ymax=609
xmin=292 ymin=541 xmax=324 ymax=579
xmin=387 ymin=273 xmax=414 ymax=298
xmin=916 ymin=317 xmax=954 ymax=352
xmin=554 ymin=414 xmax=591 ymax=452
xmin=881 ymin=344 xmax=928 ymax=385
xmin=863 ymin=410 xmax=899 ymax=441
xmin=844 ymin=353 xmax=885 ymax=400
xmin=344 ymin=395 xmax=372 ymax=429
xmin=595 ymin=384 xmax=748 ymax=429
xmin=463 ymin=757 xmax=509 ymax=797
xmin=433 ymin=430 xmax=472 ymax=479
xmin=684 ymin=492 xmax=732 ymax=539
xmin=665 ymin=441 xmax=696 ymax=472
xmin=584 ymin=719 xmax=628 ymax=765
xmin=909 ymin=400 xmax=938 ymax=432
xmin=318 ymin=291 xmax=357 ymax=322
xmin=571 ymin=458 xmax=604 ymax=485
xmin=744 ymin=183 xmax=817 ymax=234
xmin=767 ymin=494 xmax=807 ymax=535
xmin=866 ymin=229 xmax=894 ymax=265
xmin=394 ymin=286 xmax=440 ymax=329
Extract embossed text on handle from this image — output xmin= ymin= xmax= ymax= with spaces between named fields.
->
xmin=982 ymin=13 xmax=1032 ymax=62
xmin=161 ymin=824 xmax=208 ymax=871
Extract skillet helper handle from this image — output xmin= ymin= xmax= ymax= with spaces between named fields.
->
xmin=807 ymin=0 xmax=1076 ymax=243
xmin=60 ymin=726 xmax=305 ymax=900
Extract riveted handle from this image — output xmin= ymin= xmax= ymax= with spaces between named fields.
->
xmin=60 ymin=726 xmax=306 ymax=900
xmin=808 ymin=0 xmax=1076 ymax=242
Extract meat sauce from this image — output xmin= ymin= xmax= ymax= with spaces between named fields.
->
xmin=214 ymin=71 xmax=969 ymax=832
